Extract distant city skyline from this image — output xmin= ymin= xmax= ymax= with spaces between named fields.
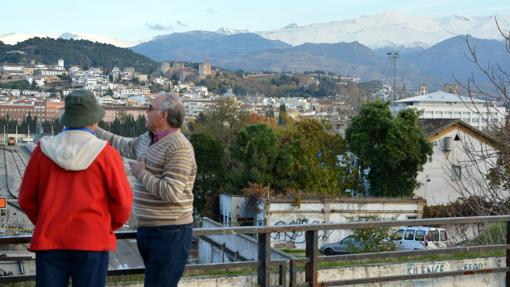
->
xmin=1 ymin=0 xmax=510 ymax=41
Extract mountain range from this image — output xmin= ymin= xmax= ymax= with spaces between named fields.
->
xmin=257 ymin=11 xmax=510 ymax=51
xmin=2 ymin=12 xmax=510 ymax=91
xmin=129 ymin=11 xmax=510 ymax=90
xmin=3 ymin=12 xmax=509 ymax=51
xmin=131 ymin=30 xmax=509 ymax=92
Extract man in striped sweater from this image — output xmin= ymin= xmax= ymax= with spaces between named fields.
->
xmin=96 ymin=92 xmax=196 ymax=287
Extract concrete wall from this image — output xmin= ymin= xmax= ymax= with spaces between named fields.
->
xmin=114 ymin=257 xmax=505 ymax=287
xmin=316 ymin=256 xmax=503 ymax=287
xmin=196 ymin=256 xmax=504 ymax=287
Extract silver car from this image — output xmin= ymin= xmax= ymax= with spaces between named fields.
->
xmin=319 ymin=235 xmax=362 ymax=255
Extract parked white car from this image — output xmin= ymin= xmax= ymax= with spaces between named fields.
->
xmin=393 ymin=226 xmax=448 ymax=251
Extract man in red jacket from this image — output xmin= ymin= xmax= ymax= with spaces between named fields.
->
xmin=18 ymin=89 xmax=133 ymax=287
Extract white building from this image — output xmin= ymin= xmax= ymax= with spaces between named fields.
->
xmin=416 ymin=119 xmax=507 ymax=205
xmin=182 ymin=98 xmax=215 ymax=119
xmin=1 ymin=64 xmax=25 ymax=74
xmin=40 ymin=69 xmax=68 ymax=76
xmin=392 ymin=91 xmax=506 ymax=131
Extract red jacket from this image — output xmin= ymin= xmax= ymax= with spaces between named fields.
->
xmin=19 ymin=132 xmax=133 ymax=251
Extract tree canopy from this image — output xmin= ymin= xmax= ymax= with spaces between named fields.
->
xmin=225 ymin=124 xmax=293 ymax=194
xmin=280 ymin=118 xmax=347 ymax=195
xmin=345 ymin=100 xmax=432 ymax=197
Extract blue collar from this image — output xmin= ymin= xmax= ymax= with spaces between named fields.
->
xmin=63 ymin=127 xmax=97 ymax=136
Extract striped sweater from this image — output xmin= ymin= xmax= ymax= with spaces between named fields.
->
xmin=96 ymin=128 xmax=196 ymax=227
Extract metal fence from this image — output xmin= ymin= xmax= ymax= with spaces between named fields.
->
xmin=1 ymin=215 xmax=510 ymax=286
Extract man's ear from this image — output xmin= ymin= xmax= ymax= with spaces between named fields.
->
xmin=160 ymin=111 xmax=168 ymax=121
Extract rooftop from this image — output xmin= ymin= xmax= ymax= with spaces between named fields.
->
xmin=396 ymin=91 xmax=486 ymax=104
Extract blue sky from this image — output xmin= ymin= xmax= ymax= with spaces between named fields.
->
xmin=2 ymin=0 xmax=510 ymax=41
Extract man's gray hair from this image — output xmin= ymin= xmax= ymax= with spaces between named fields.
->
xmin=158 ymin=92 xmax=185 ymax=128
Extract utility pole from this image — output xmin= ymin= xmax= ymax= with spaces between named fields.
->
xmin=387 ymin=51 xmax=399 ymax=101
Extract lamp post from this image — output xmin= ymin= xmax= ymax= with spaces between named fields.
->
xmin=387 ymin=51 xmax=399 ymax=101
xmin=424 ymin=175 xmax=431 ymax=201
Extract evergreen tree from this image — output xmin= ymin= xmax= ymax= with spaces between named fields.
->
xmin=345 ymin=100 xmax=432 ymax=197
xmin=226 ymin=124 xmax=293 ymax=194
xmin=190 ymin=133 xmax=226 ymax=215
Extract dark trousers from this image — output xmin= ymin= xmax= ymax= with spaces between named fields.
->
xmin=35 ymin=250 xmax=109 ymax=287
xmin=137 ymin=224 xmax=192 ymax=287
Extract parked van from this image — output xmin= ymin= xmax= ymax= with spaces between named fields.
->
xmin=393 ymin=226 xmax=448 ymax=251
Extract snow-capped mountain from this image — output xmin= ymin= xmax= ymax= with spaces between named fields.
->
xmin=257 ymin=11 xmax=510 ymax=49
xmin=0 ymin=32 xmax=141 ymax=48
xmin=215 ymin=27 xmax=249 ymax=35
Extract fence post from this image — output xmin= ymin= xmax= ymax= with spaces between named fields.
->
xmin=289 ymin=258 xmax=297 ymax=287
xmin=258 ymin=232 xmax=271 ymax=287
xmin=507 ymin=221 xmax=510 ymax=287
xmin=279 ymin=261 xmax=287 ymax=287
xmin=305 ymin=230 xmax=318 ymax=287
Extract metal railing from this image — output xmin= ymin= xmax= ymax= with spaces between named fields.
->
xmin=1 ymin=215 xmax=510 ymax=286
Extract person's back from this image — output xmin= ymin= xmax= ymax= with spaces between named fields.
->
xmin=18 ymin=89 xmax=133 ymax=287
xmin=22 ymin=132 xmax=131 ymax=250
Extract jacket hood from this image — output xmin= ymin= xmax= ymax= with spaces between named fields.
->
xmin=40 ymin=130 xmax=107 ymax=171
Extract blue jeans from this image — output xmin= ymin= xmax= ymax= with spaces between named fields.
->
xmin=35 ymin=250 xmax=109 ymax=287
xmin=137 ymin=224 xmax=192 ymax=287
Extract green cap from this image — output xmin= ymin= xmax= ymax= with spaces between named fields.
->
xmin=60 ymin=90 xmax=105 ymax=128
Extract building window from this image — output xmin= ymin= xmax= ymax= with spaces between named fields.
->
xmin=451 ymin=165 xmax=462 ymax=181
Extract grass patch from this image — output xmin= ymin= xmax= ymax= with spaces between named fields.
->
xmin=281 ymin=248 xmax=305 ymax=254
xmin=107 ymin=274 xmax=145 ymax=286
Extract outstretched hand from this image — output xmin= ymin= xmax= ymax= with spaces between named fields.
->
xmin=129 ymin=157 xmax=146 ymax=177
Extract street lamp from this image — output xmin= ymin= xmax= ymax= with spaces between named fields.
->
xmin=424 ymin=175 xmax=431 ymax=200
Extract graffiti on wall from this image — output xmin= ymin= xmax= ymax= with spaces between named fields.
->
xmin=271 ymin=218 xmax=334 ymax=243
xmin=406 ymin=261 xmax=484 ymax=275
xmin=458 ymin=262 xmax=483 ymax=271
xmin=406 ymin=262 xmax=445 ymax=275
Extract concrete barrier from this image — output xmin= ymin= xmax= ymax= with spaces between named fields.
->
xmin=113 ymin=256 xmax=505 ymax=286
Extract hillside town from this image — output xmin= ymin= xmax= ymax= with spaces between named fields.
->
xmin=1 ymin=58 xmax=506 ymax=136
xmin=0 ymin=59 xmax=366 ymax=133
